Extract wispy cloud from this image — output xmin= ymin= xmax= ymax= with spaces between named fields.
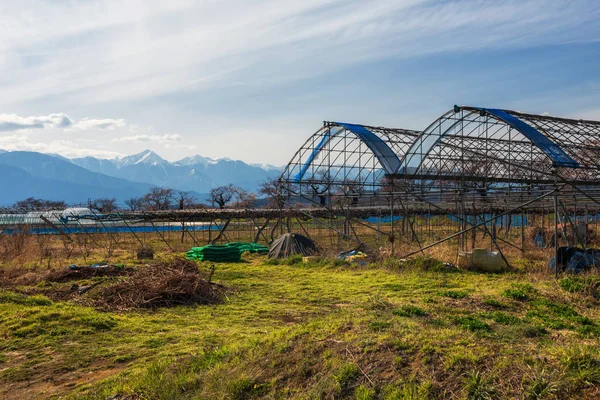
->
xmin=0 ymin=0 xmax=598 ymax=105
xmin=0 ymin=113 xmax=72 ymax=132
xmin=0 ymin=112 xmax=128 ymax=132
xmin=72 ymin=118 xmax=126 ymax=131
xmin=111 ymin=134 xmax=182 ymax=144
xmin=0 ymin=134 xmax=122 ymax=159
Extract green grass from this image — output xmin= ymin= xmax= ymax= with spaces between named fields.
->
xmin=0 ymin=257 xmax=599 ymax=399
xmin=393 ymin=304 xmax=427 ymax=317
xmin=481 ymin=311 xmax=521 ymax=325
xmin=455 ymin=316 xmax=492 ymax=332
xmin=502 ymin=283 xmax=536 ymax=301
xmin=0 ymin=290 xmax=53 ymax=306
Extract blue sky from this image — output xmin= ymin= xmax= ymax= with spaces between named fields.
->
xmin=0 ymin=0 xmax=599 ymax=165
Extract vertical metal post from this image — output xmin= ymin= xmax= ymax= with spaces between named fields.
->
xmin=554 ymin=186 xmax=559 ymax=279
xmin=521 ymin=208 xmax=525 ymax=255
xmin=390 ymin=177 xmax=394 ymax=256
xmin=585 ymin=204 xmax=589 ymax=245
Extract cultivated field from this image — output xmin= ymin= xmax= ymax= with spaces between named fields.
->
xmin=1 ymin=248 xmax=599 ymax=399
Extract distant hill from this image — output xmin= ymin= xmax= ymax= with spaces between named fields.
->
xmin=0 ymin=149 xmax=282 ymax=206
xmin=0 ymin=152 xmax=153 ymax=205
xmin=0 ymin=163 xmax=151 ymax=206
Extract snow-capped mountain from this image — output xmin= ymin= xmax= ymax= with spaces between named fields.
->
xmin=250 ymin=162 xmax=282 ymax=171
xmin=0 ymin=148 xmax=282 ymax=205
xmin=175 ymin=155 xmax=231 ymax=167
xmin=70 ymin=149 xmax=282 ymax=194
xmin=114 ymin=149 xmax=169 ymax=168
xmin=0 ymin=151 xmax=152 ymax=205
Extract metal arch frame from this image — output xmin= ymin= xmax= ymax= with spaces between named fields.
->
xmin=281 ymin=122 xmax=418 ymax=184
xmin=332 ymin=122 xmax=403 ymax=174
xmin=280 ymin=121 xmax=420 ymax=190
xmin=398 ymin=108 xmax=478 ymax=175
xmin=397 ymin=106 xmax=581 ymax=180
xmin=280 ymin=106 xmax=600 ymax=197
xmin=277 ymin=105 xmax=600 ymax=271
xmin=465 ymin=107 xmax=578 ymax=168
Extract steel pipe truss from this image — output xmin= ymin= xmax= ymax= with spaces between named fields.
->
xmin=279 ymin=105 xmax=600 ymax=266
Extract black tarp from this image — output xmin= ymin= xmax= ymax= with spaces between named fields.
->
xmin=268 ymin=233 xmax=317 ymax=259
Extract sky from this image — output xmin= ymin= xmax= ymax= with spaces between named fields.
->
xmin=0 ymin=0 xmax=599 ymax=165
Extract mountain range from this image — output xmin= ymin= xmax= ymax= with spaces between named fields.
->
xmin=0 ymin=149 xmax=282 ymax=206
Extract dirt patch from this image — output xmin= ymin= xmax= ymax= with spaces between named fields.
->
xmin=0 ymin=358 xmax=127 ymax=400
xmin=0 ymin=267 xmax=44 ymax=288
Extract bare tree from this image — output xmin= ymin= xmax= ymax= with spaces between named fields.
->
xmin=125 ymin=197 xmax=144 ymax=211
xmin=335 ymin=179 xmax=364 ymax=207
xmin=175 ymin=191 xmax=197 ymax=210
xmin=144 ymin=187 xmax=174 ymax=210
xmin=233 ymin=188 xmax=256 ymax=209
xmin=175 ymin=191 xmax=197 ymax=243
xmin=300 ymin=170 xmax=331 ymax=207
xmin=13 ymin=197 xmax=67 ymax=211
xmin=207 ymin=184 xmax=236 ymax=209
xmin=89 ymin=198 xmax=118 ymax=213
xmin=259 ymin=178 xmax=286 ymax=208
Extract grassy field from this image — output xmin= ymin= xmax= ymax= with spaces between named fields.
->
xmin=1 ymin=253 xmax=599 ymax=399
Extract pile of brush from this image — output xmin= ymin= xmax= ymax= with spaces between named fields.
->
xmin=97 ymin=258 xmax=226 ymax=310
xmin=47 ymin=264 xmax=130 ymax=282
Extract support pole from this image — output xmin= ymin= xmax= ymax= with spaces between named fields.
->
xmin=390 ymin=179 xmax=395 ymax=256
xmin=554 ymin=185 xmax=559 ymax=279
xmin=521 ymin=208 xmax=525 ymax=255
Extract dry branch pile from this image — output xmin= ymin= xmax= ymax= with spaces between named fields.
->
xmin=97 ymin=259 xmax=226 ymax=310
xmin=47 ymin=265 xmax=130 ymax=282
